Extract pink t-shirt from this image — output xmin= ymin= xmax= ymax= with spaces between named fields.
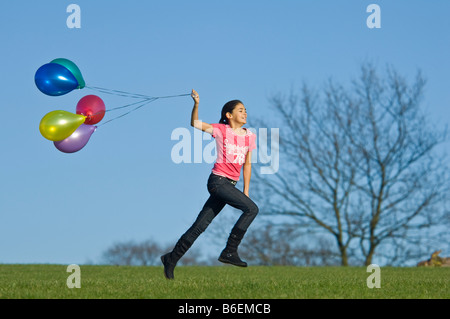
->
xmin=211 ymin=123 xmax=257 ymax=181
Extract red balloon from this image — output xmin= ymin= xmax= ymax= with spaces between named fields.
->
xmin=76 ymin=95 xmax=105 ymax=125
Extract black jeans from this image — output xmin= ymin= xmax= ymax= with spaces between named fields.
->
xmin=180 ymin=174 xmax=259 ymax=245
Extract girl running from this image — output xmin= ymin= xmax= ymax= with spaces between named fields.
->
xmin=161 ymin=89 xmax=259 ymax=279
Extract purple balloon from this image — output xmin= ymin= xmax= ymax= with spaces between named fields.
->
xmin=54 ymin=124 xmax=96 ymax=153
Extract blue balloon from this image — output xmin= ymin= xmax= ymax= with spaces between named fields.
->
xmin=35 ymin=63 xmax=79 ymax=96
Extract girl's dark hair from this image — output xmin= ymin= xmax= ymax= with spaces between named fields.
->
xmin=219 ymin=100 xmax=243 ymax=124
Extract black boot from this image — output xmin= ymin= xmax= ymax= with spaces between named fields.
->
xmin=161 ymin=238 xmax=191 ymax=279
xmin=218 ymin=227 xmax=248 ymax=267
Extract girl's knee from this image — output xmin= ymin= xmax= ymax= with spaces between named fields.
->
xmin=247 ymin=202 xmax=259 ymax=216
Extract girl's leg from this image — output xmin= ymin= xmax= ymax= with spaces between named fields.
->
xmin=180 ymin=195 xmax=226 ymax=245
xmin=161 ymin=195 xmax=225 ymax=279
xmin=209 ymin=176 xmax=259 ymax=266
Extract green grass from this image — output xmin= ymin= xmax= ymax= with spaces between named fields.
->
xmin=0 ymin=264 xmax=448 ymax=299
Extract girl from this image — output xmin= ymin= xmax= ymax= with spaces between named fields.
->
xmin=161 ymin=89 xmax=259 ymax=279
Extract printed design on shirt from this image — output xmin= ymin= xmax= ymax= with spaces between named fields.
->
xmin=224 ymin=139 xmax=249 ymax=165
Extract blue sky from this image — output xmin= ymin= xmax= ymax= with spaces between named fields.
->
xmin=0 ymin=1 xmax=449 ymax=264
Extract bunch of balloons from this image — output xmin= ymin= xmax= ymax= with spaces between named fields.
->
xmin=35 ymin=58 xmax=104 ymax=153
xmin=35 ymin=58 xmax=190 ymax=153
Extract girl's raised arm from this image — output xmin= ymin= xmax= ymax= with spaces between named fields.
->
xmin=190 ymin=89 xmax=213 ymax=134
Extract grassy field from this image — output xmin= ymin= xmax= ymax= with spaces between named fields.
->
xmin=0 ymin=264 xmax=448 ymax=299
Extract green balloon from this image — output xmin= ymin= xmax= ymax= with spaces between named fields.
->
xmin=50 ymin=58 xmax=85 ymax=89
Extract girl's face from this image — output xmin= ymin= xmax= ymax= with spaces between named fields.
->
xmin=228 ymin=103 xmax=247 ymax=125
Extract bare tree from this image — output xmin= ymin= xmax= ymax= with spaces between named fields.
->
xmin=252 ymin=63 xmax=449 ymax=266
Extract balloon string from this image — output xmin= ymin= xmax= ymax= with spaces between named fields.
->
xmin=86 ymin=85 xmax=191 ymax=100
xmin=94 ymin=93 xmax=191 ymax=127
xmin=105 ymin=98 xmax=154 ymax=113
xmin=85 ymin=85 xmax=155 ymax=99
xmin=96 ymin=98 xmax=158 ymax=127
xmin=150 ymin=93 xmax=191 ymax=99
xmin=83 ymin=86 xmax=191 ymax=128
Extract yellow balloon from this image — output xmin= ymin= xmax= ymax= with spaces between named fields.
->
xmin=39 ymin=110 xmax=86 ymax=141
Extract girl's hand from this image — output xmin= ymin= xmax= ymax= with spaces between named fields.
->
xmin=191 ymin=89 xmax=199 ymax=104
